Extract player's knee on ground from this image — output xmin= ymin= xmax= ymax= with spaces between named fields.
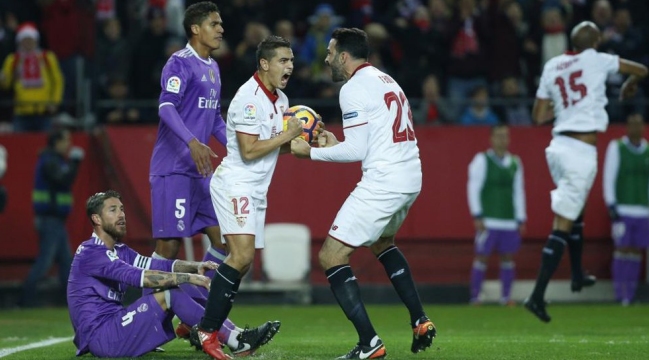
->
xmin=154 ymin=238 xmax=182 ymax=259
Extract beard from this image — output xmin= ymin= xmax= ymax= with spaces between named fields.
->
xmin=103 ymin=223 xmax=126 ymax=241
xmin=330 ymin=64 xmax=345 ymax=82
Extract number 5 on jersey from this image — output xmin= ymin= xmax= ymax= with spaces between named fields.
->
xmin=385 ymin=91 xmax=415 ymax=143
xmin=175 ymin=199 xmax=186 ymax=219
xmin=554 ymin=70 xmax=588 ymax=108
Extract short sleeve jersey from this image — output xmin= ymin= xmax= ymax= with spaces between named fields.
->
xmin=150 ymin=44 xmax=223 ymax=177
xmin=67 ymin=234 xmax=174 ymax=355
xmin=340 ymin=64 xmax=422 ymax=193
xmin=536 ymin=49 xmax=619 ymax=134
xmin=212 ymin=73 xmax=289 ymax=198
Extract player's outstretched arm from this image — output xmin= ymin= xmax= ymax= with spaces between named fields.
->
xmin=142 ymin=270 xmax=210 ymax=289
xmin=172 ymin=260 xmax=218 ymax=275
xmin=619 ymin=59 xmax=648 ymax=100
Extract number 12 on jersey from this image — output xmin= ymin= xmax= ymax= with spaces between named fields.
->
xmin=385 ymin=91 xmax=416 ymax=143
xmin=554 ymin=70 xmax=588 ymax=108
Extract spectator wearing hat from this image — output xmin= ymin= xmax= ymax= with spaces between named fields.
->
xmin=0 ymin=22 xmax=64 ymax=132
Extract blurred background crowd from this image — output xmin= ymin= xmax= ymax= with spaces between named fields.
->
xmin=0 ymin=0 xmax=647 ymax=130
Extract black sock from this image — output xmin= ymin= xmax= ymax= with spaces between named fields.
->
xmin=531 ymin=231 xmax=568 ymax=301
xmin=326 ymin=265 xmax=377 ymax=345
xmin=568 ymin=216 xmax=584 ymax=281
xmin=200 ymin=263 xmax=240 ymax=332
xmin=377 ymin=246 xmax=425 ymax=327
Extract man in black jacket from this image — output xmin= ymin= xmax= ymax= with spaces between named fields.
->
xmin=20 ymin=128 xmax=83 ymax=306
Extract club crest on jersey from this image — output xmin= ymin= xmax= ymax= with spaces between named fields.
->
xmin=209 ymin=69 xmax=216 ymax=84
xmin=177 ymin=220 xmax=185 ymax=231
xmin=236 ymin=216 xmax=247 ymax=227
xmin=137 ymin=303 xmax=149 ymax=313
xmin=243 ymin=104 xmax=256 ymax=120
xmin=166 ymin=76 xmax=181 ymax=93
xmin=106 ymin=250 xmax=119 ymax=262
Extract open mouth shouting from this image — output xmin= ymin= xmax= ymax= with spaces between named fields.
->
xmin=280 ymin=72 xmax=291 ymax=87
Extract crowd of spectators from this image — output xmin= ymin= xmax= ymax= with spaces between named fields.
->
xmin=0 ymin=0 xmax=647 ymax=129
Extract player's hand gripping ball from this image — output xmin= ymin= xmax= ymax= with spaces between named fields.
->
xmin=283 ymin=105 xmax=322 ymax=143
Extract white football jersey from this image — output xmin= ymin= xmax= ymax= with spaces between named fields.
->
xmin=338 ymin=64 xmax=422 ymax=193
xmin=212 ymin=73 xmax=289 ymax=198
xmin=536 ymin=49 xmax=619 ymax=134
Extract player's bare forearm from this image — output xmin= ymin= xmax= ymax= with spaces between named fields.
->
xmin=142 ymin=270 xmax=190 ymax=288
xmin=237 ymin=131 xmax=295 ymax=161
xmin=619 ymin=59 xmax=648 ymax=80
xmin=172 ymin=260 xmax=201 ymax=273
xmin=173 ymin=260 xmax=217 ymax=275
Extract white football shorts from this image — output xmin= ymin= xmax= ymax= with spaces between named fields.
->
xmin=328 ymin=183 xmax=419 ymax=247
xmin=545 ymin=135 xmax=597 ymax=221
xmin=210 ymin=182 xmax=267 ymax=249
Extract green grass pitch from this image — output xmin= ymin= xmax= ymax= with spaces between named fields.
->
xmin=0 ymin=304 xmax=647 ymax=359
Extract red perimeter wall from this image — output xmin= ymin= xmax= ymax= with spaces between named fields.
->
xmin=0 ymin=125 xmax=639 ymax=284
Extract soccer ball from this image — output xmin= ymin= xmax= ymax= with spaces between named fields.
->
xmin=283 ymin=105 xmax=320 ymax=143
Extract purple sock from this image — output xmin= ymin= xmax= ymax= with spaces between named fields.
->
xmin=499 ymin=261 xmax=515 ymax=301
xmin=168 ymin=288 xmax=204 ymax=326
xmin=612 ymin=251 xmax=625 ymax=301
xmin=200 ymin=246 xmax=228 ymax=297
xmin=218 ymin=318 xmax=237 ymax=345
xmin=202 ymin=245 xmax=240 ymax=344
xmin=627 ymin=254 xmax=643 ymax=302
xmin=470 ymin=260 xmax=486 ymax=301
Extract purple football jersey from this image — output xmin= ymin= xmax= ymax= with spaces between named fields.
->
xmin=150 ymin=44 xmax=225 ymax=177
xmin=67 ymin=234 xmax=174 ymax=356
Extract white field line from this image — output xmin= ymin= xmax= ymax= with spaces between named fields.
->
xmin=0 ymin=337 xmax=72 ymax=358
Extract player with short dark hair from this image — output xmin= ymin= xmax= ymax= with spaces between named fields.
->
xmin=291 ymin=27 xmax=436 ymax=359
xmin=68 ymin=190 xmax=216 ymax=357
xmin=525 ymin=21 xmax=648 ymax=322
xmin=194 ymin=35 xmax=303 ymax=360
xmin=150 ymin=2 xmax=277 ymax=354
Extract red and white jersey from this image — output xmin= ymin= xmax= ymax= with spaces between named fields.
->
xmin=536 ymin=49 xmax=619 ymax=134
xmin=212 ymin=73 xmax=289 ymax=199
xmin=332 ymin=64 xmax=422 ymax=193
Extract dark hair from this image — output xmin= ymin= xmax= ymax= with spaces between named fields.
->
xmin=255 ymin=35 xmax=291 ymax=70
xmin=86 ymin=190 xmax=121 ymax=225
xmin=183 ymin=1 xmax=220 ymax=39
xmin=331 ymin=28 xmax=369 ymax=60
xmin=47 ymin=128 xmax=69 ymax=148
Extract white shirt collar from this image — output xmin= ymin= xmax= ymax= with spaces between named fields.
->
xmin=186 ymin=43 xmax=212 ymax=65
